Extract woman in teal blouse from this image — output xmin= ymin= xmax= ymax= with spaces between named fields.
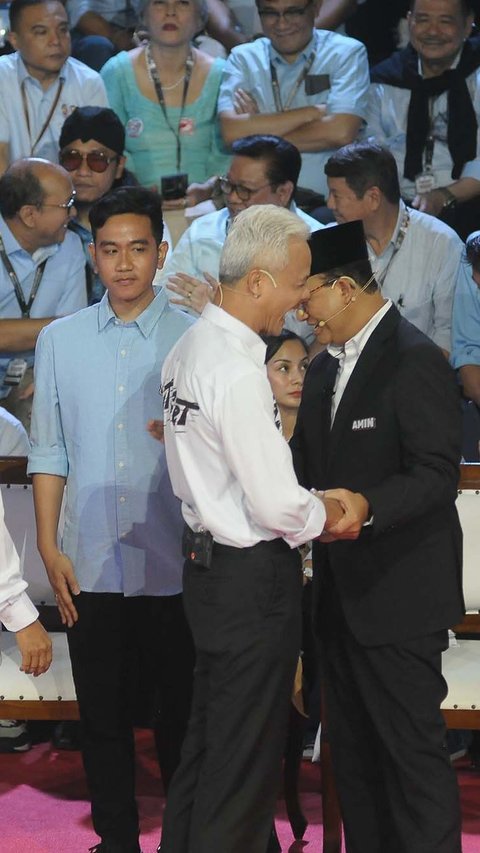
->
xmin=101 ymin=0 xmax=230 ymax=201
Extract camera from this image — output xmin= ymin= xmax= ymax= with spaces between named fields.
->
xmin=161 ymin=172 xmax=188 ymax=201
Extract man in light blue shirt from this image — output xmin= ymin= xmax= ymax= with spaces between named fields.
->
xmin=0 ymin=0 xmax=108 ymax=174
xmin=28 ymin=187 xmax=195 ymax=853
xmin=452 ymin=229 xmax=480 ymax=401
xmin=0 ymin=157 xmax=87 ymax=428
xmin=218 ymin=0 xmax=369 ymax=201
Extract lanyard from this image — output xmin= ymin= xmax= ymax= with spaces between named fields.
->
xmin=375 ymin=208 xmax=410 ymax=289
xmin=21 ymin=78 xmax=64 ymax=155
xmin=270 ymin=50 xmax=315 ymax=112
xmin=145 ymin=43 xmax=193 ymax=172
xmin=0 ymin=233 xmax=47 ymax=318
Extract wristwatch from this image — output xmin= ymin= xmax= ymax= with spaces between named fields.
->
xmin=438 ymin=186 xmax=457 ymax=210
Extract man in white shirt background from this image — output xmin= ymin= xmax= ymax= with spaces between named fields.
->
xmin=160 ymin=134 xmax=321 ymax=342
xmin=0 ymin=0 xmax=108 ymax=175
xmin=324 ymin=141 xmax=466 ymax=355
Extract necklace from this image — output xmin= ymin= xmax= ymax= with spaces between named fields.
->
xmin=145 ymin=43 xmax=191 ymax=91
xmin=160 ymin=74 xmax=186 ymax=91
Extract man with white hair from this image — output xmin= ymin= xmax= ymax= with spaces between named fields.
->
xmin=160 ymin=205 xmax=354 ymax=853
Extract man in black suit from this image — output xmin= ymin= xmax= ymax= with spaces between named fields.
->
xmin=291 ymin=220 xmax=464 ymax=852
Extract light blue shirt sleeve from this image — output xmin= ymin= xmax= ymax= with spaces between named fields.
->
xmin=29 ymin=325 xmax=69 ymax=477
xmin=452 ymin=265 xmax=480 ymax=368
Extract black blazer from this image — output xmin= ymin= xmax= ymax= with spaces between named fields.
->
xmin=291 ymin=306 xmax=465 ymax=646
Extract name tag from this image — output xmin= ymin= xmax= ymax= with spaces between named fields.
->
xmin=352 ymin=417 xmax=376 ymax=431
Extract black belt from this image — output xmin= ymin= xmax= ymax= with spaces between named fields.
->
xmin=213 ymin=537 xmax=291 ymax=558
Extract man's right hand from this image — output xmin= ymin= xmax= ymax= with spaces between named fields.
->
xmin=319 ymin=495 xmax=345 ymax=542
xmin=45 ymin=550 xmax=80 ymax=628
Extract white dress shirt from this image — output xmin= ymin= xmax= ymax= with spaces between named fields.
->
xmin=161 ymin=303 xmax=327 ymax=548
xmin=329 ymin=300 xmax=392 ymax=422
xmin=0 ymin=491 xmax=38 ymax=633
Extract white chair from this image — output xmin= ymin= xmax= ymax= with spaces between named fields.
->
xmin=441 ymin=464 xmax=480 ymax=730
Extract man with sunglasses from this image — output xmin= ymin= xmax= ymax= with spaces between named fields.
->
xmin=158 ymin=134 xmax=321 ymax=341
xmin=59 ymin=105 xmax=173 ymax=305
xmin=217 ymin=0 xmax=369 ymax=212
xmin=0 ymin=157 xmax=87 ymax=427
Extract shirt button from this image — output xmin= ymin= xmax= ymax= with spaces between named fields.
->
xmin=118 ymin=461 xmax=125 ymax=469
xmin=119 ymin=496 xmax=126 ymax=504
xmin=120 ymin=349 xmax=127 ymax=357
xmin=118 ymin=385 xmax=125 ymax=392
xmin=117 ymin=423 xmax=124 ymax=430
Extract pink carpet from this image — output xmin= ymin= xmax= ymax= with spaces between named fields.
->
xmin=1 ymin=730 xmax=479 ymax=852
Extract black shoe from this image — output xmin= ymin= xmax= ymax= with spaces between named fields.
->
xmin=52 ymin=720 xmax=81 ymax=750
xmin=0 ymin=719 xmax=31 ymax=753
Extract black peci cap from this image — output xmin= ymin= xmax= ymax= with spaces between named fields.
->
xmin=59 ymin=106 xmax=125 ymax=155
xmin=308 ymin=220 xmax=368 ymax=276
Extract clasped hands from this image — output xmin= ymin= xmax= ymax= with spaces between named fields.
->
xmin=315 ymin=488 xmax=370 ymax=542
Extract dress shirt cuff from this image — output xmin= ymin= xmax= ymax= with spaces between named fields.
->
xmin=1 ymin=591 xmax=39 ymax=633
xmin=451 ymin=348 xmax=480 ymax=369
xmin=460 ymin=160 xmax=480 ymax=182
xmin=28 ymin=448 xmax=68 ymax=477
xmin=283 ymin=492 xmax=327 ymax=549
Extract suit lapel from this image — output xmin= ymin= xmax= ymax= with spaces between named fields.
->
xmin=327 ymin=306 xmax=400 ymax=471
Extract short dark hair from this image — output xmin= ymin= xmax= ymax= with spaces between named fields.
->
xmin=325 ymin=142 xmax=401 ymax=205
xmin=0 ymin=162 xmax=46 ymax=218
xmin=262 ymin=330 xmax=309 ymax=364
xmin=409 ymin=0 xmax=473 ymax=16
xmin=89 ymin=186 xmax=164 ymax=244
xmin=231 ymin=135 xmax=301 ymax=190
xmin=326 ymin=259 xmax=378 ymax=294
xmin=9 ymin=0 xmax=57 ymax=31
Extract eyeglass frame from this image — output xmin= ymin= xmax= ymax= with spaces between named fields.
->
xmin=257 ymin=0 xmax=314 ymax=23
xmin=308 ymin=277 xmax=338 ymax=298
xmin=219 ymin=176 xmax=273 ymax=202
xmin=41 ymin=190 xmax=77 ymax=211
xmin=59 ymin=149 xmax=119 ymax=174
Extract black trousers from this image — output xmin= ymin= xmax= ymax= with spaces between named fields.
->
xmin=161 ymin=539 xmax=303 ymax=853
xmin=319 ymin=585 xmax=462 ymax=853
xmin=67 ymin=591 xmax=195 ymax=852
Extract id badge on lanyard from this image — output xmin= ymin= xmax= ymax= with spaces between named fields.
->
xmin=415 ymin=129 xmax=436 ymax=194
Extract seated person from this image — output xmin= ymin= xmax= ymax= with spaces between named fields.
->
xmin=324 ymin=141 xmax=468 ymax=354
xmin=0 ymin=0 xmax=108 ymax=175
xmin=0 ymin=158 xmax=87 ymax=428
xmin=159 ymin=134 xmax=321 ymax=341
xmin=66 ymin=0 xmax=141 ymax=72
xmin=101 ymin=0 xmax=230 ymax=201
xmin=217 ymin=0 xmax=369 ymax=210
xmin=451 ymin=229 xmax=480 ymax=422
xmin=367 ymin=0 xmax=480 ymax=240
xmin=59 ymin=105 xmax=137 ymax=303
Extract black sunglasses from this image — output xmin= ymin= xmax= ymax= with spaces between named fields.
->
xmin=60 ymin=150 xmax=119 ymax=173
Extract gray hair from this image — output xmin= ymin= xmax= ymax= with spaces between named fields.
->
xmin=219 ymin=205 xmax=311 ymax=285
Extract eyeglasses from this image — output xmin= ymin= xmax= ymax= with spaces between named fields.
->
xmin=257 ymin=0 xmax=313 ymax=23
xmin=60 ymin=150 xmax=118 ymax=173
xmin=219 ymin=177 xmax=272 ymax=202
xmin=42 ymin=191 xmax=76 ymax=211
xmin=308 ymin=277 xmax=338 ymax=297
